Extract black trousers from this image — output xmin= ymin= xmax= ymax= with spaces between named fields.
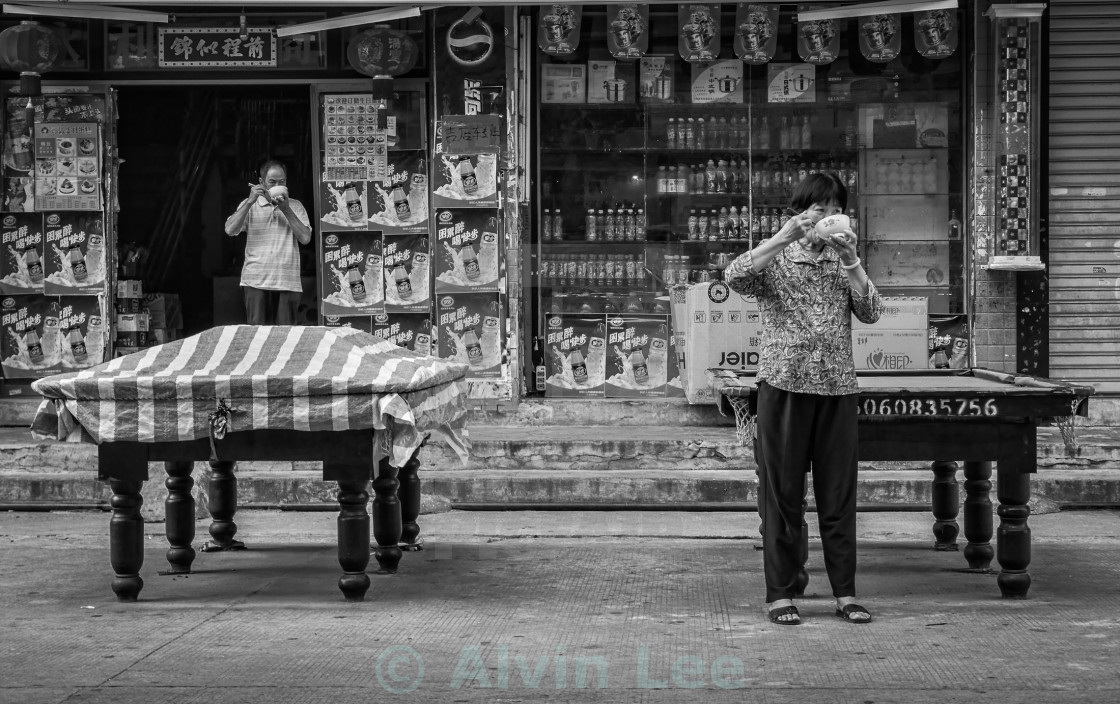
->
xmin=755 ymin=381 xmax=859 ymax=602
xmin=243 ymin=286 xmax=300 ymax=326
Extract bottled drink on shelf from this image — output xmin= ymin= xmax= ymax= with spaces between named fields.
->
xmin=675 ymin=163 xmax=688 ymax=193
xmin=657 ymin=165 xmax=668 ymax=193
xmin=543 ymin=208 xmax=552 ymax=242
xmin=553 ymin=208 xmax=564 ymax=240
xmin=717 ymin=207 xmax=729 ymax=241
xmin=728 ymin=206 xmax=739 ymax=240
xmin=696 ymin=117 xmax=706 ymax=150
xmin=705 ymin=160 xmax=717 ymax=194
xmin=623 ymin=209 xmax=635 ymax=241
xmin=605 ymin=209 xmax=616 ymax=242
xmin=634 ymin=209 xmax=647 ymax=241
xmin=716 ymin=159 xmax=729 ymax=193
xmin=770 ymin=208 xmax=782 ymax=236
xmin=666 ymin=117 xmax=677 ymax=149
xmin=685 ymin=118 xmax=696 ymax=150
xmin=698 ymin=209 xmax=710 ymax=240
xmin=758 ymin=115 xmax=771 ymax=150
xmin=596 ymin=208 xmax=606 ymax=239
xmin=779 ymin=116 xmax=791 ymax=151
xmin=687 ymin=209 xmax=699 ymax=241
xmin=586 ymin=208 xmax=597 ymax=242
xmin=801 ymin=114 xmax=812 ymax=149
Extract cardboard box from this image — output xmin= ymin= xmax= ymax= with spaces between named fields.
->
xmin=852 ymin=296 xmax=927 ymax=330
xmin=673 ymin=281 xmax=762 ymax=404
xmin=852 ymin=329 xmax=927 ymax=371
xmin=142 ymin=293 xmax=183 ymax=330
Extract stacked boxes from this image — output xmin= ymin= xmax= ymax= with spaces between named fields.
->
xmin=670 ymin=281 xmax=762 ymax=404
xmin=851 ymin=296 xmax=929 ymax=370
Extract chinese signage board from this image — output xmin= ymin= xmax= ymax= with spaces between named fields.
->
xmin=158 ymin=27 xmax=277 ymax=68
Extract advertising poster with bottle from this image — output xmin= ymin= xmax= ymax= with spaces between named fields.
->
xmin=320 ymin=230 xmax=385 ymax=317
xmin=430 ymin=153 xmax=499 ymax=209
xmin=0 ymin=213 xmax=45 ymax=294
xmin=436 ymin=292 xmax=502 ymax=378
xmin=319 ymin=179 xmax=370 ymax=231
xmin=383 ymin=233 xmax=431 ymax=313
xmin=666 ymin=331 xmax=685 ymax=397
xmin=33 ymin=123 xmax=102 ymax=211
xmin=605 ymin=315 xmax=671 ymax=398
xmin=323 ymin=314 xmax=374 ymax=333
xmin=544 ymin=314 xmax=606 ymax=398
xmin=433 ymin=209 xmax=500 ymax=293
xmin=1 ymin=294 xmax=59 ymax=378
xmin=42 ymin=212 xmax=106 ymax=296
xmin=56 ymin=295 xmax=106 ymax=370
xmin=367 ymin=152 xmax=428 ymax=234
xmin=372 ymin=312 xmax=436 ymax=357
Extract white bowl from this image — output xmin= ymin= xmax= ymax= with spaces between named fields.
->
xmin=268 ymin=185 xmax=289 ymax=200
xmin=815 ymin=213 xmax=850 ymax=236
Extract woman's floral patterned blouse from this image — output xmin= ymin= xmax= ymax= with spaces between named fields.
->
xmin=725 ymin=239 xmax=883 ymax=396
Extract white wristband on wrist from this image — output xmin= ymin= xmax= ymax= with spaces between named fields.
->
xmin=840 ymin=257 xmax=861 ymax=270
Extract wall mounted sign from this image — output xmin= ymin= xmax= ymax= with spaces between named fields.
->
xmin=157 ymin=27 xmax=277 ymax=68
xmin=606 ymin=4 xmax=648 ymax=60
xmin=734 ymin=4 xmax=778 ymax=64
xmin=678 ymin=5 xmax=720 ymax=62
xmin=538 ymin=4 xmax=581 ymax=56
xmin=441 ymin=115 xmax=502 ymax=155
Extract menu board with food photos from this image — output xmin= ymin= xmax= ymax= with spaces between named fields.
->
xmin=34 ymin=123 xmax=101 ymax=211
xmin=321 ymin=94 xmax=390 ymax=183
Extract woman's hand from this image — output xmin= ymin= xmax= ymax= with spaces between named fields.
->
xmin=823 ymin=228 xmax=859 ymax=265
xmin=777 ymin=210 xmax=816 ymax=245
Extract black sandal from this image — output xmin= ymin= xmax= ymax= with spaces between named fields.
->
xmin=767 ymin=605 xmax=801 ymax=625
xmin=835 ymin=604 xmax=872 ymax=624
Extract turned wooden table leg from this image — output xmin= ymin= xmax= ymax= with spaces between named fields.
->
xmin=164 ymin=460 xmax=196 ymax=573
xmin=373 ymin=457 xmax=403 ymax=573
xmin=109 ymin=479 xmax=145 ymax=601
xmin=931 ymin=461 xmax=960 ymax=551
xmin=398 ymin=448 xmax=423 ymax=550
xmin=996 ymin=470 xmax=1033 ymax=598
xmin=962 ymin=460 xmax=994 ymax=570
xmin=336 ymin=478 xmax=371 ymax=602
xmin=205 ymin=459 xmax=244 ymax=551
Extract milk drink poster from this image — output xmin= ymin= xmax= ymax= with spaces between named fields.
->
xmin=383 ymin=234 xmax=431 ymax=313
xmin=323 ymin=314 xmax=374 ymax=333
xmin=367 ymin=152 xmax=429 ymax=235
xmin=319 ymin=179 xmax=370 ymax=231
xmin=1 ymin=294 xmax=59 ymax=378
xmin=372 ymin=312 xmax=436 ymax=357
xmin=0 ymin=213 xmax=44 ymax=294
xmin=545 ymin=314 xmax=606 ymax=398
xmin=430 ymin=153 xmax=499 ymax=209
xmin=605 ymin=315 xmax=670 ymax=398
xmin=42 ymin=212 xmax=106 ymax=296
xmin=320 ymin=230 xmax=385 ymax=316
xmin=57 ymin=295 xmax=106 ymax=369
xmin=434 ymin=209 xmax=500 ymax=293
xmin=437 ymin=292 xmax=502 ymax=378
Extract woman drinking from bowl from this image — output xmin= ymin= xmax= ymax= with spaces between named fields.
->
xmin=724 ymin=171 xmax=883 ymax=626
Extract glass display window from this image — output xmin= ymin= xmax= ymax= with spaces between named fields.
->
xmin=530 ymin=5 xmax=967 ymax=394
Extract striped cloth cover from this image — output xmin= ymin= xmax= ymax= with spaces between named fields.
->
xmin=30 ymin=325 xmax=471 ymax=468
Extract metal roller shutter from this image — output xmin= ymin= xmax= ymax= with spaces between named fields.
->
xmin=1048 ymin=0 xmax=1120 ymax=391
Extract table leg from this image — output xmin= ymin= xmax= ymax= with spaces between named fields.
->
xmin=164 ymin=460 xmax=196 ymax=573
xmin=996 ymin=470 xmax=1032 ymax=598
xmin=373 ymin=458 xmax=403 ymax=573
xmin=962 ymin=461 xmax=994 ymax=570
xmin=931 ymin=461 xmax=960 ymax=551
xmin=336 ymin=479 xmax=371 ymax=602
xmin=204 ymin=459 xmax=244 ymax=551
xmin=109 ymin=479 xmax=145 ymax=601
xmin=398 ymin=448 xmax=423 ymax=550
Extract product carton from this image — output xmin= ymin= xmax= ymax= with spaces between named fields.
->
xmin=142 ymin=293 xmax=183 ymax=330
xmin=852 ymin=329 xmax=927 ymax=370
xmin=673 ymin=281 xmax=762 ymax=404
xmin=852 ymin=296 xmax=927 ymax=330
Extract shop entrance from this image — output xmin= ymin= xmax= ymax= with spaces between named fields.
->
xmin=115 ymin=85 xmax=316 ymax=338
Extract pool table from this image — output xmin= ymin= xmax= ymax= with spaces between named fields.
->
xmin=714 ymin=367 xmax=1094 ymax=598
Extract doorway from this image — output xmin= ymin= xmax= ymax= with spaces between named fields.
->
xmin=115 ymin=85 xmax=316 ymax=337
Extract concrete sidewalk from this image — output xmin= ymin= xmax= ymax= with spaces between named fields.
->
xmin=2 ymin=508 xmax=1119 ymax=703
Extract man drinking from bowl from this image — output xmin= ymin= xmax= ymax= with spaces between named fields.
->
xmin=224 ymin=159 xmax=312 ymax=325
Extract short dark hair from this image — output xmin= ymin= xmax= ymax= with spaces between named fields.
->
xmin=259 ymin=159 xmax=287 ymax=180
xmin=790 ymin=171 xmax=848 ymax=212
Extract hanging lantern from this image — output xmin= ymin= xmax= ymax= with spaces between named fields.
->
xmin=347 ymin=25 xmax=419 ymax=77
xmin=0 ymin=21 xmax=62 ymax=74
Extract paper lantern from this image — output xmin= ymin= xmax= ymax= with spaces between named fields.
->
xmin=0 ymin=21 xmax=61 ymax=74
xmin=346 ymin=26 xmax=419 ymax=77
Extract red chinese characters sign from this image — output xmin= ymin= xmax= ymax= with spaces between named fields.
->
xmin=158 ymin=27 xmax=276 ymax=68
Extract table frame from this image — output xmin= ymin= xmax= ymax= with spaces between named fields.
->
xmin=717 ymin=369 xmax=1092 ymax=599
xmin=98 ymin=429 xmax=423 ymax=602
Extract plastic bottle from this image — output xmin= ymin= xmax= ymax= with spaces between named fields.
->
xmin=457 ymin=156 xmax=478 ymax=194
xmin=657 ymin=165 xmax=668 ymax=194
xmin=698 ymin=210 xmax=710 ymax=240
xmin=605 ymin=209 xmax=617 ymax=242
xmin=728 ymin=206 xmax=740 ymax=240
xmin=685 ymin=117 xmax=696 ymax=150
xmin=687 ymin=209 xmax=699 ymax=241
xmin=634 ymin=209 xmax=647 ymax=241
xmin=716 ymin=159 xmax=729 ymax=193
xmin=347 ymin=266 xmax=367 ymax=302
xmin=666 ymin=117 xmax=677 ymax=149
xmin=24 ymin=248 xmax=43 ymax=284
xmin=569 ymin=348 xmax=588 ymax=385
xmin=705 ymin=160 xmax=717 ymax=194
xmin=931 ymin=348 xmax=949 ymax=369
xmin=543 ymin=208 xmax=553 ymax=241
xmin=696 ymin=117 xmax=706 ymax=150
xmin=629 ymin=347 xmax=649 ymax=384
xmin=392 ymin=265 xmax=412 ymax=299
xmin=461 ymin=245 xmax=480 ymax=280
xmin=585 ymin=208 xmax=597 ymax=241
xmin=717 ymin=207 xmax=730 ymax=241
xmin=391 ymin=186 xmax=411 ymax=222
xmin=800 ymin=114 xmax=812 ymax=149
xmin=344 ymin=183 xmax=364 ymax=223
xmin=462 ymin=328 xmax=484 ymax=365
xmin=623 ymin=209 xmax=635 ymax=242
xmin=552 ymin=208 xmax=564 ymax=241
xmin=69 ymin=246 xmax=88 ymax=282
